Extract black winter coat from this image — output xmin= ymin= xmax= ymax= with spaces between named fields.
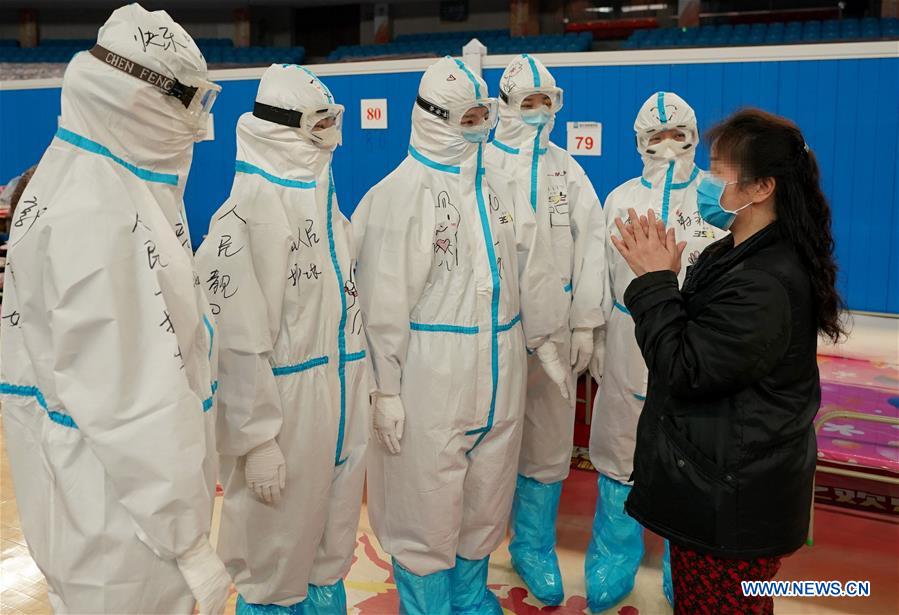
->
xmin=623 ymin=222 xmax=820 ymax=559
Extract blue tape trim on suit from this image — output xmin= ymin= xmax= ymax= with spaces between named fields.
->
xmin=524 ymin=54 xmax=541 ymax=87
xmin=272 ymin=355 xmax=330 ymax=376
xmin=657 ymin=92 xmax=667 ymax=123
xmin=467 ymin=142 xmax=501 ymax=454
xmin=235 ymin=160 xmax=316 ymax=189
xmin=410 ymin=321 xmax=480 ymax=334
xmin=453 ymin=57 xmax=481 ymax=98
xmin=614 ymin=300 xmax=631 ymax=315
xmin=661 ymin=160 xmax=675 ymax=224
xmin=344 ymin=350 xmax=366 ymax=362
xmin=203 ymin=314 xmax=214 ymax=360
xmin=641 ymin=165 xmax=699 ymax=191
xmin=524 ymin=53 xmax=549 ymax=213
xmin=633 ymin=393 xmax=647 ymax=401
xmin=202 ymin=381 xmax=219 ymax=412
xmin=296 ymin=65 xmax=335 ymax=103
xmin=564 ymin=283 xmax=573 ymax=293
xmin=495 ymin=313 xmax=521 ymax=333
xmin=491 ymin=140 xmax=520 ymax=155
xmin=408 ymin=145 xmax=461 ymax=175
xmin=55 ymin=128 xmax=179 ymax=186
xmin=670 ymin=165 xmax=700 ymax=189
xmin=529 ymin=124 xmax=544 ymax=212
xmin=1 ymin=382 xmax=78 ymax=429
xmin=410 ymin=314 xmax=520 ymax=335
xmin=326 ymin=166 xmax=350 ymax=467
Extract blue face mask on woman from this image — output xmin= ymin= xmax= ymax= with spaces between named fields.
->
xmin=696 ymin=175 xmax=754 ymax=230
xmin=461 ymin=125 xmax=491 ymax=143
xmin=521 ymin=107 xmax=552 ymax=127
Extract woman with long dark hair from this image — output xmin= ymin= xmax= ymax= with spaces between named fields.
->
xmin=609 ymin=108 xmax=844 ymax=614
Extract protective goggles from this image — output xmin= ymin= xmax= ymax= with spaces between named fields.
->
xmin=416 ymin=95 xmax=500 ymax=130
xmin=90 ymin=45 xmax=220 ymax=127
xmin=636 ymin=124 xmax=697 ymax=154
xmin=253 ymin=101 xmax=345 ymax=145
xmin=500 ymin=86 xmax=564 ymax=115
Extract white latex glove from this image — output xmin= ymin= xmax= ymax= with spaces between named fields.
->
xmin=175 ymin=536 xmax=232 ymax=615
xmin=589 ymin=331 xmax=606 ymax=383
xmin=570 ymin=328 xmax=594 ymax=375
xmin=245 ymin=439 xmax=286 ymax=505
xmin=373 ymin=393 xmax=405 ymax=455
xmin=536 ymin=342 xmax=575 ymax=402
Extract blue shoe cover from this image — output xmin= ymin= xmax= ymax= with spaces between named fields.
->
xmin=236 ymin=595 xmax=300 ymax=615
xmin=584 ymin=475 xmax=644 ymax=613
xmin=301 ymin=581 xmax=348 ymax=614
xmin=393 ymin=558 xmax=453 ymax=615
xmin=662 ymin=540 xmax=674 ymax=606
xmin=451 ymin=556 xmax=503 ymax=615
xmin=236 ymin=582 xmax=347 ymax=615
xmin=509 ymin=475 xmax=565 ymax=606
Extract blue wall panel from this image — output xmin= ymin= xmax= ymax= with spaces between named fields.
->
xmin=1 ymin=55 xmax=896 ymax=312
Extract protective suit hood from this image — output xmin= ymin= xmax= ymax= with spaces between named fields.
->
xmin=409 ymin=56 xmax=489 ymax=167
xmin=0 ymin=6 xmax=220 ymax=611
xmin=495 ymin=54 xmax=557 ymax=149
xmin=634 ymin=91 xmax=698 ymax=185
xmin=240 ymin=64 xmax=337 ymax=180
xmin=59 ymin=4 xmax=209 ymax=183
xmin=198 ymin=63 xmax=368 ymax=605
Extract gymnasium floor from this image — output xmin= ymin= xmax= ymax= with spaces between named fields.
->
xmin=1 ymin=423 xmax=897 ymax=614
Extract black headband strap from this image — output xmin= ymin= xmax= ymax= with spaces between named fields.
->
xmin=416 ymin=95 xmax=449 ymax=120
xmin=253 ymin=101 xmax=304 ymax=128
xmin=90 ymin=44 xmax=197 ymax=108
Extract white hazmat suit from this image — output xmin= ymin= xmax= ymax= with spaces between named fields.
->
xmin=352 ymin=56 xmax=568 ymax=615
xmin=196 ymin=64 xmax=369 ymax=613
xmin=484 ymin=53 xmax=607 ymax=606
xmin=0 ymin=5 xmax=228 ymax=614
xmin=585 ymin=92 xmax=723 ymax=613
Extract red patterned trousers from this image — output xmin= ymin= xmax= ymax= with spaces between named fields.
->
xmin=670 ymin=543 xmax=784 ymax=614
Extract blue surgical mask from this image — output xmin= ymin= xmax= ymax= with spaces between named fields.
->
xmin=696 ymin=175 xmax=753 ymax=230
xmin=521 ymin=108 xmax=552 ymax=127
xmin=462 ymin=126 xmax=490 ymax=143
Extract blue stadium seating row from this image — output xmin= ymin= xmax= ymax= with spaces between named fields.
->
xmin=623 ymin=17 xmax=898 ymax=49
xmin=0 ymin=38 xmax=304 ymax=65
xmin=200 ymin=46 xmax=305 ymax=65
xmin=394 ymin=29 xmax=510 ymax=43
xmin=328 ymin=31 xmax=592 ymax=61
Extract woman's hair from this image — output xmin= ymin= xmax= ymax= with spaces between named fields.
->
xmin=706 ymin=108 xmax=845 ymax=343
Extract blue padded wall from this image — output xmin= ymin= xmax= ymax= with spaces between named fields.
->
xmin=1 ymin=54 xmax=896 ymax=312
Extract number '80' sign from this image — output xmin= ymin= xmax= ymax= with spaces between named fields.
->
xmin=361 ymin=99 xmax=388 ymax=129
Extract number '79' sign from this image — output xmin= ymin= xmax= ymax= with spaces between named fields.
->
xmin=566 ymin=122 xmax=602 ymax=157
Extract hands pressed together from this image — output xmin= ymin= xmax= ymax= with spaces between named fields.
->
xmin=610 ymin=208 xmax=687 ymax=277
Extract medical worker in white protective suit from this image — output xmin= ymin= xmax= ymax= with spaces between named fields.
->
xmin=484 ymin=54 xmax=607 ymax=606
xmin=196 ymin=64 xmax=370 ymax=614
xmin=0 ymin=4 xmax=230 ymax=614
xmin=352 ymin=56 xmax=570 ymax=615
xmin=585 ymin=92 xmax=723 ymax=613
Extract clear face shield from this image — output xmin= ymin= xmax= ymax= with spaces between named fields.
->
xmin=183 ymin=81 xmax=221 ymax=129
xmin=416 ymin=95 xmax=499 ymax=143
xmin=637 ymin=125 xmax=697 ymax=160
xmin=301 ymin=104 xmax=345 ymax=150
xmin=501 ymin=86 xmax=564 ymax=127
